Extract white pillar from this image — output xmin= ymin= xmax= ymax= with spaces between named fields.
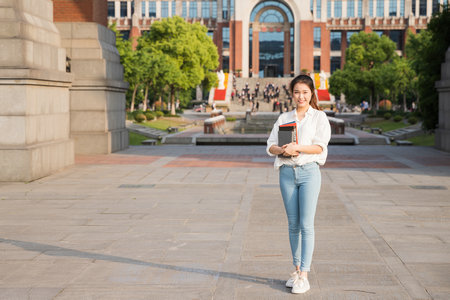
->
xmin=115 ymin=0 xmax=120 ymax=18
xmin=210 ymin=0 xmax=214 ymax=19
xmin=397 ymin=0 xmax=401 ymax=16
xmin=415 ymin=0 xmax=419 ymax=16
xmin=427 ymin=0 xmax=432 ymax=16
xmin=385 ymin=0 xmax=389 ymax=17
xmin=322 ymin=0 xmax=328 ymax=21
xmin=186 ymin=1 xmax=190 ymax=18
xmin=156 ymin=0 xmax=161 ymax=18
xmin=343 ymin=0 xmax=347 ymax=17
xmin=198 ymin=1 xmax=202 ymax=18
xmin=331 ymin=0 xmax=335 ymax=17
xmin=168 ymin=0 xmax=172 ymax=17
xmin=127 ymin=0 xmax=132 ymax=18
xmin=218 ymin=0 xmax=223 ymax=21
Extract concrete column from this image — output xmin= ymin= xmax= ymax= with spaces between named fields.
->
xmin=168 ymin=1 xmax=173 ymax=16
xmin=156 ymin=1 xmax=161 ymax=18
xmin=415 ymin=0 xmax=419 ymax=16
xmin=427 ymin=0 xmax=432 ymax=16
xmin=115 ymin=0 xmax=120 ymax=18
xmin=331 ymin=0 xmax=335 ymax=17
xmin=405 ymin=0 xmax=413 ymax=17
xmin=313 ymin=0 xmax=317 ymax=19
xmin=127 ymin=0 xmax=132 ymax=18
xmin=284 ymin=30 xmax=291 ymax=76
xmin=252 ymin=30 xmax=260 ymax=77
xmin=435 ymin=47 xmax=450 ymax=152
xmin=218 ymin=0 xmax=223 ymax=22
xmin=198 ymin=1 xmax=202 ymax=18
xmin=210 ymin=0 xmax=213 ymax=19
xmin=186 ymin=1 xmax=190 ymax=18
xmin=385 ymin=0 xmax=389 ymax=17
xmin=56 ymin=23 xmax=129 ymax=155
xmin=397 ymin=0 xmax=401 ymax=16
xmin=343 ymin=0 xmax=348 ymax=17
xmin=0 ymin=0 xmax=74 ymax=181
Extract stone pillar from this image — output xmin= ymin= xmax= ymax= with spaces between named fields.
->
xmin=300 ymin=20 xmax=314 ymax=72
xmin=435 ymin=47 xmax=450 ymax=152
xmin=252 ymin=30 xmax=260 ymax=77
xmin=283 ymin=30 xmax=291 ymax=77
xmin=0 ymin=0 xmax=74 ymax=181
xmin=56 ymin=23 xmax=129 ymax=155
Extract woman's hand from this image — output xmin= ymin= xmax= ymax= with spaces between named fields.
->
xmin=282 ymin=142 xmax=299 ymax=156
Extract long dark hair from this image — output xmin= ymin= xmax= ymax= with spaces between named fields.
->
xmin=289 ymin=74 xmax=320 ymax=110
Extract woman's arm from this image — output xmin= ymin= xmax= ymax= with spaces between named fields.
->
xmin=282 ymin=143 xmax=323 ymax=155
xmin=269 ymin=144 xmax=287 ymax=156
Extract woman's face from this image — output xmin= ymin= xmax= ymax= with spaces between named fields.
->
xmin=292 ymin=82 xmax=312 ymax=109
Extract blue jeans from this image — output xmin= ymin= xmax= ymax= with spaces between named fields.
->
xmin=279 ymin=163 xmax=321 ymax=271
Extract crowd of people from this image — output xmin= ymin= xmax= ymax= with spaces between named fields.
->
xmin=231 ymin=78 xmax=295 ymax=113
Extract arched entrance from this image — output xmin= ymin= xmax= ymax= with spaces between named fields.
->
xmin=249 ymin=1 xmax=294 ymax=78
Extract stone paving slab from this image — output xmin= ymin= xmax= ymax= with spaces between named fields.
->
xmin=0 ymin=145 xmax=449 ymax=299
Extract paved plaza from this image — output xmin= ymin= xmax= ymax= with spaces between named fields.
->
xmin=0 ymin=145 xmax=449 ymax=299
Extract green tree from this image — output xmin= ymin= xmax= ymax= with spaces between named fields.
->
xmin=406 ymin=4 xmax=450 ymax=129
xmin=329 ymin=32 xmax=397 ymax=109
xmin=141 ymin=17 xmax=218 ymax=115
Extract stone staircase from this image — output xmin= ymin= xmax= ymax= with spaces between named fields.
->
xmin=382 ymin=123 xmax=424 ymax=141
xmin=229 ymin=77 xmax=293 ymax=112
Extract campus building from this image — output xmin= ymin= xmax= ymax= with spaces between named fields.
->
xmin=107 ymin=0 xmax=447 ymax=78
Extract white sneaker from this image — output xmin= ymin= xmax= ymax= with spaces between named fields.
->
xmin=291 ymin=277 xmax=310 ymax=294
xmin=285 ymin=270 xmax=299 ymax=288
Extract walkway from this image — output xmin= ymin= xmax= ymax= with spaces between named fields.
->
xmin=0 ymin=145 xmax=449 ymax=299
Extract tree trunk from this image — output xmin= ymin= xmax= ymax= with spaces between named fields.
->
xmin=376 ymin=94 xmax=380 ymax=110
xmin=403 ymin=93 xmax=407 ymax=112
xmin=171 ymin=88 xmax=176 ymax=115
xmin=143 ymin=84 xmax=149 ymax=111
xmin=130 ymin=84 xmax=139 ymax=112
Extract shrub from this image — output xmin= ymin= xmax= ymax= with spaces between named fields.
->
xmin=155 ymin=111 xmax=164 ymax=118
xmin=384 ymin=112 xmax=392 ymax=120
xmin=145 ymin=112 xmax=155 ymax=121
xmin=393 ymin=115 xmax=403 ymax=122
xmin=126 ymin=112 xmax=135 ymax=120
xmin=408 ymin=116 xmax=418 ymax=125
xmin=226 ymin=117 xmax=236 ymax=122
xmin=165 ymin=114 xmax=180 ymax=117
xmin=134 ymin=113 xmax=146 ymax=123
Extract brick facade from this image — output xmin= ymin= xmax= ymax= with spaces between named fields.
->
xmin=52 ymin=0 xmax=107 ymax=26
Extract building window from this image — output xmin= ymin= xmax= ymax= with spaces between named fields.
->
xmin=314 ymin=27 xmax=321 ymax=48
xmin=330 ymin=31 xmax=342 ymax=51
xmin=212 ymin=1 xmax=217 ymax=18
xmin=374 ymin=30 xmax=383 ymax=37
xmin=108 ymin=2 xmax=115 ymax=17
xmin=412 ymin=0 xmax=416 ymax=14
xmin=182 ymin=1 xmax=187 ymax=17
xmin=131 ymin=1 xmax=135 ymax=15
xmin=358 ymin=0 xmax=363 ymax=17
xmin=389 ymin=0 xmax=397 ymax=16
xmin=369 ymin=0 xmax=374 ymax=16
xmin=347 ymin=31 xmax=358 ymax=46
xmin=376 ymin=0 xmax=384 ymax=17
xmin=223 ymin=0 xmax=228 ymax=19
xmin=202 ymin=1 xmax=210 ymax=18
xmin=314 ymin=56 xmax=321 ymax=72
xmin=142 ymin=1 xmax=146 ymax=17
xmin=161 ymin=1 xmax=168 ymax=18
xmin=331 ymin=57 xmax=341 ymax=73
xmin=432 ymin=0 xmax=439 ymax=14
xmin=347 ymin=0 xmax=355 ymax=17
xmin=316 ymin=0 xmax=322 ymax=18
xmin=311 ymin=0 xmax=314 ymax=13
xmin=327 ymin=0 xmax=332 ymax=17
xmin=230 ymin=0 xmax=235 ymax=18
xmin=389 ymin=30 xmax=403 ymax=50
xmin=172 ymin=1 xmax=176 ymax=16
xmin=334 ymin=0 xmax=342 ymax=17
xmin=222 ymin=27 xmax=230 ymax=49
xmin=207 ymin=31 xmax=214 ymax=40
xmin=190 ymin=1 xmax=197 ymax=17
xmin=400 ymin=0 xmax=405 ymax=16
xmin=419 ymin=0 xmax=427 ymax=15
xmin=121 ymin=30 xmax=130 ymax=40
xmin=149 ymin=1 xmax=156 ymax=17
xmin=222 ymin=56 xmax=230 ymax=72
xmin=120 ymin=1 xmax=127 ymax=17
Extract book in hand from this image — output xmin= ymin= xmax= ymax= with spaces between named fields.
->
xmin=278 ymin=121 xmax=298 ymax=157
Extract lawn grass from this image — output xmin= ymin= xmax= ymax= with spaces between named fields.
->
xmin=139 ymin=117 xmax=190 ymax=131
xmin=363 ymin=119 xmax=410 ymax=132
xmin=407 ymin=134 xmax=435 ymax=146
xmin=129 ymin=131 xmax=149 ymax=145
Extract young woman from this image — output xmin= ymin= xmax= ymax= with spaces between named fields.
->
xmin=266 ymin=74 xmax=331 ymax=294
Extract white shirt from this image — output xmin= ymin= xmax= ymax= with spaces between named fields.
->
xmin=266 ymin=107 xmax=331 ymax=169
